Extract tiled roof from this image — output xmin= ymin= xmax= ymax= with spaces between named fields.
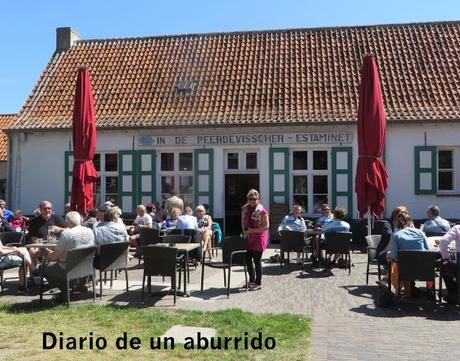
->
xmin=11 ymin=21 xmax=460 ymax=130
xmin=0 ymin=114 xmax=15 ymax=160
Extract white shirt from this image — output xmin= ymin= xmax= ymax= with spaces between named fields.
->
xmin=133 ymin=214 xmax=153 ymax=227
xmin=55 ymin=225 xmax=95 ymax=269
xmin=440 ymin=225 xmax=460 ymax=262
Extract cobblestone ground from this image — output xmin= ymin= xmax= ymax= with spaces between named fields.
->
xmin=1 ymin=246 xmax=459 ymax=360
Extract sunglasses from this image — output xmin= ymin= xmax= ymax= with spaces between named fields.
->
xmin=248 ymin=197 xmax=258 ymax=201
xmin=322 ymin=208 xmax=330 ymax=212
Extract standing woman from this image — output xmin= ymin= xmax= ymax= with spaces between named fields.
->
xmin=241 ymin=189 xmax=269 ymax=291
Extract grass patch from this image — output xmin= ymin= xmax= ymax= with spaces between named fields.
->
xmin=0 ymin=302 xmax=310 ymax=361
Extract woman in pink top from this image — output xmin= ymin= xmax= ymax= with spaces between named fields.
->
xmin=241 ymin=189 xmax=269 ymax=291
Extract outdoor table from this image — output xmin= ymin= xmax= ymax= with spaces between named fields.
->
xmin=426 ymin=237 xmax=456 ymax=253
xmin=150 ymin=243 xmax=200 ymax=297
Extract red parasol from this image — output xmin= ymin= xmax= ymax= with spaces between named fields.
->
xmin=355 ymin=55 xmax=389 ymax=220
xmin=70 ymin=68 xmax=99 ymax=215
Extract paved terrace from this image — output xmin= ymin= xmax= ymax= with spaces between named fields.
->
xmin=1 ymin=246 xmax=459 ymax=360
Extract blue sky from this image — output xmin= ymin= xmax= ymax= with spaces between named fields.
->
xmin=0 ymin=0 xmax=458 ymax=113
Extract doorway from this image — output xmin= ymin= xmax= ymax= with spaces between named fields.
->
xmin=224 ymin=174 xmax=260 ymax=235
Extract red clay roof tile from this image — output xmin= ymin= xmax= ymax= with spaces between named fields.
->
xmin=9 ymin=21 xmax=460 ymax=130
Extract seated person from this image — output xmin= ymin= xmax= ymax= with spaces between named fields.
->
xmin=195 ymin=205 xmax=213 ymax=260
xmin=388 ymin=211 xmax=430 ymax=298
xmin=146 ymin=204 xmax=162 ymax=228
xmin=128 ymin=204 xmax=153 ymax=248
xmin=27 ymin=200 xmax=66 ymax=270
xmin=161 ymin=208 xmax=181 ymax=230
xmin=324 ymin=207 xmax=350 ymax=233
xmin=93 ymin=208 xmax=129 ymax=246
xmin=43 ymin=211 xmax=95 ymax=294
xmin=0 ymin=199 xmax=14 ymax=222
xmin=0 ymin=207 xmax=16 ymax=232
xmin=176 ymin=207 xmax=198 ymax=230
xmin=9 ymin=210 xmax=28 ymax=232
xmin=422 ymin=205 xmax=450 ymax=234
xmin=439 ymin=225 xmax=460 ymax=304
xmin=0 ymin=239 xmax=34 ymax=293
xmin=324 ymin=207 xmax=351 ymax=265
xmin=312 ymin=204 xmax=334 ymax=260
xmin=82 ymin=209 xmax=98 ymax=230
xmin=376 ymin=206 xmax=408 ymax=267
xmin=278 ymin=204 xmax=306 ymax=262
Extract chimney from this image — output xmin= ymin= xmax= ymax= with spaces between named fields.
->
xmin=56 ymin=27 xmax=80 ymax=52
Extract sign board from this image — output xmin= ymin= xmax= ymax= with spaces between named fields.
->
xmin=137 ymin=132 xmax=352 ymax=147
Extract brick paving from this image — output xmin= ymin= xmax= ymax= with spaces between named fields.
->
xmin=1 ymin=246 xmax=459 ymax=360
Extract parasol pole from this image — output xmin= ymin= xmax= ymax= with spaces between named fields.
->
xmin=367 ymin=205 xmax=372 ymax=236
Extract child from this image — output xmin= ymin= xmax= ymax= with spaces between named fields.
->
xmin=9 ymin=210 xmax=28 ymax=232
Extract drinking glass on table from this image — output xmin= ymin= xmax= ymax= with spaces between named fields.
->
xmin=47 ymin=226 xmax=56 ymax=242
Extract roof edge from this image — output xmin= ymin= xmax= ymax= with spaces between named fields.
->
xmin=76 ymin=19 xmax=460 ymax=44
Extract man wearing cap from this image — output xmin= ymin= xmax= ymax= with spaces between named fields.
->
xmin=165 ymin=190 xmax=184 ymax=216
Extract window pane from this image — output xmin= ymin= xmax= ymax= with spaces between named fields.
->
xmin=161 ymin=176 xmax=174 ymax=194
xmin=179 ymin=175 xmax=193 ymax=194
xmin=313 ymin=151 xmax=328 ymax=170
xmin=179 ymin=153 xmax=193 ymax=171
xmin=161 ymin=153 xmax=174 ymax=171
xmin=246 ymin=152 xmax=257 ymax=169
xmin=227 ymin=153 xmax=239 ymax=169
xmin=93 ymin=154 xmax=101 ymax=172
xmin=293 ymin=195 xmax=308 ymax=213
xmin=293 ymin=176 xmax=308 ymax=194
xmin=313 ymin=175 xmax=328 ymax=194
xmin=105 ymin=153 xmax=118 ymax=172
xmin=105 ymin=195 xmax=118 ymax=205
xmin=439 ymin=171 xmax=453 ymax=190
xmin=293 ymin=151 xmax=308 ymax=170
xmin=313 ymin=195 xmax=328 ymax=213
xmin=438 ymin=150 xmax=453 ymax=169
xmin=105 ymin=176 xmax=118 ymax=193
xmin=94 ymin=179 xmax=101 ymax=208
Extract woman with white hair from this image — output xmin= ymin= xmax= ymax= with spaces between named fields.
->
xmin=196 ymin=205 xmax=213 ymax=261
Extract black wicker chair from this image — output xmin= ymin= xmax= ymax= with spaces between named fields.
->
xmin=324 ymin=232 xmax=353 ymax=274
xmin=0 ymin=231 xmax=24 ymax=246
xmin=40 ymin=246 xmax=97 ymax=307
xmin=201 ymin=236 xmax=248 ymax=298
xmin=94 ymin=241 xmax=130 ymax=298
xmin=138 ymin=228 xmax=161 ymax=264
xmin=279 ymin=230 xmax=308 ymax=269
xmin=394 ymin=250 xmax=437 ymax=305
xmin=141 ymin=245 xmax=183 ymax=305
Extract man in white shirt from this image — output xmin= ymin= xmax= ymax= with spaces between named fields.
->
xmin=439 ymin=225 xmax=460 ymax=304
xmin=128 ymin=205 xmax=153 ymax=254
xmin=43 ymin=211 xmax=95 ymax=293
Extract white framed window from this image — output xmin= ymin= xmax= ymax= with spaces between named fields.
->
xmin=224 ymin=150 xmax=259 ymax=171
xmin=438 ymin=149 xmax=455 ymax=192
xmin=159 ymin=151 xmax=194 ymax=207
xmin=93 ymin=152 xmax=119 ymax=208
xmin=291 ymin=150 xmax=329 ymax=215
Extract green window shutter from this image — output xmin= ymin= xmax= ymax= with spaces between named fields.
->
xmin=118 ymin=150 xmax=137 ymax=214
xmin=137 ymin=150 xmax=156 ymax=206
xmin=194 ymin=149 xmax=214 ymax=213
xmin=269 ymin=148 xmax=289 ymax=204
xmin=64 ymin=151 xmax=74 ymax=204
xmin=331 ymin=147 xmax=353 ymax=213
xmin=414 ymin=146 xmax=437 ymax=194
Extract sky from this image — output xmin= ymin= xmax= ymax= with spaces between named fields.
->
xmin=0 ymin=0 xmax=459 ymax=113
